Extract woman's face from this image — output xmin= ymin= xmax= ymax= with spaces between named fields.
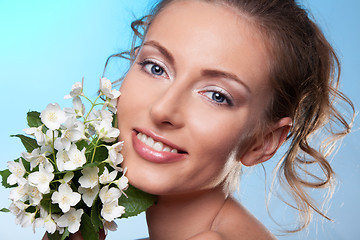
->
xmin=117 ymin=0 xmax=272 ymax=195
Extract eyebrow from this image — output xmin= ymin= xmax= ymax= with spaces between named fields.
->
xmin=143 ymin=40 xmax=251 ymax=94
xmin=202 ymin=69 xmax=251 ymax=94
xmin=143 ymin=40 xmax=175 ymax=66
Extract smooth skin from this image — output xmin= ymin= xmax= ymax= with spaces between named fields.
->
xmin=44 ymin=0 xmax=291 ymax=239
xmin=116 ymin=0 xmax=290 ymax=239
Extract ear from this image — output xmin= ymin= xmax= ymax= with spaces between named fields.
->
xmin=134 ymin=46 xmax=141 ymax=56
xmin=240 ymin=117 xmax=292 ymax=166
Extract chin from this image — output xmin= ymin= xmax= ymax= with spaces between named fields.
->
xmin=122 ymin=159 xmax=164 ymax=195
xmin=126 ymin=174 xmax=170 ymax=196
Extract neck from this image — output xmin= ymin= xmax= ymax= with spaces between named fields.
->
xmin=146 ymin=186 xmax=227 ymax=240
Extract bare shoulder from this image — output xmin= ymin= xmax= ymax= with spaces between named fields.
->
xmin=211 ymin=197 xmax=277 ymax=240
xmin=187 ymin=231 xmax=225 ymax=240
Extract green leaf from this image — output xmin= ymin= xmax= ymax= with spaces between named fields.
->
xmin=0 ymin=169 xmax=16 ymax=188
xmin=0 ymin=208 xmax=10 ymax=212
xmin=84 ymin=138 xmax=109 ymax=164
xmin=112 ymin=113 xmax=118 ymax=128
xmin=46 ymin=232 xmax=60 ymax=240
xmin=46 ymin=228 xmax=69 ymax=240
xmin=10 ymin=134 xmax=39 ymax=152
xmin=75 ymin=140 xmax=89 ymax=151
xmin=27 ymin=111 xmax=42 ymax=128
xmin=60 ymin=228 xmax=70 ymax=240
xmin=119 ymin=185 xmax=156 ymax=218
xmin=80 ymin=212 xmax=99 ymax=240
xmin=93 ymin=145 xmax=108 ymax=163
xmin=20 ymin=157 xmax=31 ymax=172
xmin=40 ymin=194 xmax=62 ymax=214
xmin=83 ymin=162 xmax=101 ymax=168
xmin=90 ymin=200 xmax=103 ymax=232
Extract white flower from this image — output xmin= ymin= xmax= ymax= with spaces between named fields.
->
xmin=44 ymin=216 xmax=57 ymax=234
xmin=9 ymin=184 xmax=27 ymax=202
xmin=99 ymin=167 xmax=117 ymax=185
xmin=61 ymin=171 xmax=74 ymax=184
xmin=18 ymin=211 xmax=36 ymax=228
xmin=21 ymin=146 xmax=53 ymax=172
xmin=78 ymin=167 xmax=99 ymax=188
xmin=56 ymin=208 xmax=83 ymax=233
xmin=115 ymin=174 xmax=128 ymax=191
xmin=54 ymin=117 xmax=85 ymax=151
xmin=40 ymin=103 xmax=66 ymax=130
xmin=72 ymin=96 xmax=85 ymax=117
xmin=26 ymin=185 xmax=43 ymax=205
xmin=95 ymin=119 xmax=120 ymax=143
xmin=51 ymin=214 xmax=65 ymax=234
xmin=56 ymin=144 xmax=86 ymax=171
xmin=51 ymin=184 xmax=81 ymax=213
xmin=103 ymin=220 xmax=118 ymax=234
xmin=89 ymin=109 xmax=113 ymax=123
xmin=43 ymin=129 xmax=58 ymax=147
xmin=56 ymin=150 xmax=70 ymax=172
xmin=64 ymin=81 xmax=83 ymax=99
xmin=10 ymin=202 xmax=28 ymax=226
xmin=105 ymin=141 xmax=124 ymax=168
xmin=99 ymin=186 xmax=121 ymax=204
xmin=86 ymin=109 xmax=113 ymax=136
xmin=64 ymin=97 xmax=85 ymax=118
xmin=9 ymin=201 xmax=25 ymax=216
xmin=28 ymin=165 xmax=54 ymax=194
xmin=23 ymin=126 xmax=45 ymax=145
xmin=78 ymin=184 xmax=99 ymax=207
xmin=101 ymin=201 xmax=125 ymax=222
xmin=7 ymin=160 xmax=26 ymax=185
xmin=114 ymin=171 xmax=129 ymax=196
xmin=100 ymin=78 xmax=120 ymax=99
xmin=34 ymin=208 xmax=57 ymax=234
xmin=9 ymin=182 xmax=43 ymax=205
xmin=104 ymin=97 xmax=118 ymax=114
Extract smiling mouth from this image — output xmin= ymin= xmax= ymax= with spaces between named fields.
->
xmin=132 ymin=130 xmax=187 ymax=163
xmin=136 ymin=132 xmax=178 ymax=153
xmin=135 ymin=131 xmax=187 ymax=154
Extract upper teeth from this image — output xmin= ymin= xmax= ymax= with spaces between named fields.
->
xmin=137 ymin=132 xmax=178 ymax=153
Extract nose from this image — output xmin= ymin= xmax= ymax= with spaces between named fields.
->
xmin=149 ymin=83 xmax=186 ymax=129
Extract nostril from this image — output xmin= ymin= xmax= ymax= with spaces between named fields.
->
xmin=148 ymin=92 xmax=185 ymax=128
xmin=162 ymin=120 xmax=174 ymax=126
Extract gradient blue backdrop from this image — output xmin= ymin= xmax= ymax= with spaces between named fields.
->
xmin=0 ymin=1 xmax=359 ymax=239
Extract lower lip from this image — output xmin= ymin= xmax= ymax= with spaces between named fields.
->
xmin=132 ymin=131 xmax=187 ymax=163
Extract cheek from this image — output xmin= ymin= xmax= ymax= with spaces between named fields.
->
xmin=188 ymin=107 xmax=258 ymax=181
xmin=117 ymin=74 xmax=149 ymax=118
xmin=185 ymin=117 xmax=253 ymax=190
xmin=187 ymin=110 xmax=247 ymax=168
xmin=189 ymin=107 xmax=249 ymax=155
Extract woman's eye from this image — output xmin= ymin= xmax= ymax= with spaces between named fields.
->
xmin=202 ymin=91 xmax=233 ymax=106
xmin=148 ymin=64 xmax=164 ymax=75
xmin=212 ymin=92 xmax=225 ymax=103
xmin=139 ymin=60 xmax=168 ymax=78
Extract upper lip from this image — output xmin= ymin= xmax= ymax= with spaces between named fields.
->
xmin=134 ymin=128 xmax=187 ymax=154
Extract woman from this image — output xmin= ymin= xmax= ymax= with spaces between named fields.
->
xmin=57 ymin=0 xmax=354 ymax=239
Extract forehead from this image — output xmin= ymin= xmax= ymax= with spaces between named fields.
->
xmin=145 ymin=0 xmax=271 ymax=95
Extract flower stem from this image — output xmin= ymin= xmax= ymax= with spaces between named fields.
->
xmin=91 ymin=138 xmax=101 ymax=163
xmin=51 ymin=131 xmax=59 ymax=172
xmin=84 ymin=93 xmax=102 ymax=122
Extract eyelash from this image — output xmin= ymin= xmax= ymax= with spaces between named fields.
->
xmin=138 ymin=59 xmax=233 ymax=107
xmin=138 ymin=59 xmax=169 ymax=78
xmin=201 ymin=89 xmax=234 ymax=107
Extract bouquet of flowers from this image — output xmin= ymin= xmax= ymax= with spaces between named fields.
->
xmin=0 ymin=78 xmax=155 ymax=240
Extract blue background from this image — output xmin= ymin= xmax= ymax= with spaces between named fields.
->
xmin=0 ymin=1 xmax=359 ymax=239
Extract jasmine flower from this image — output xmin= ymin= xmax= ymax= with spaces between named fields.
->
xmin=51 ymin=184 xmax=81 ymax=213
